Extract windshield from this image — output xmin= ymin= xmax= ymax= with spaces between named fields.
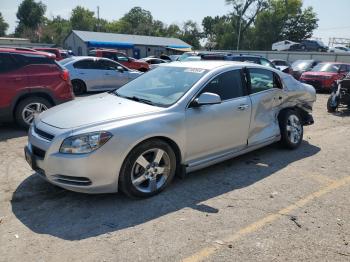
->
xmin=292 ymin=60 xmax=313 ymax=70
xmin=312 ymin=63 xmax=340 ymax=73
xmin=178 ymin=52 xmax=197 ymax=61
xmin=115 ymin=66 xmax=207 ymax=107
xmin=59 ymin=57 xmax=75 ymax=65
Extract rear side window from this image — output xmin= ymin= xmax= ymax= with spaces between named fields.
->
xmin=74 ymin=59 xmax=97 ymax=69
xmin=200 ymin=70 xmax=245 ymax=101
xmin=249 ymin=68 xmax=276 ymax=93
xmin=15 ymin=54 xmax=56 ymax=65
xmin=0 ymin=53 xmax=19 ymax=73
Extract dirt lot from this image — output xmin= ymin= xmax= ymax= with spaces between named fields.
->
xmin=0 ymin=94 xmax=349 ymax=262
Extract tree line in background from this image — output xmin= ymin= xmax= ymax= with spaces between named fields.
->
xmin=0 ymin=0 xmax=318 ymax=51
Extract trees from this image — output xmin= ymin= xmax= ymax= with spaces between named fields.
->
xmin=180 ymin=20 xmax=202 ymax=49
xmin=253 ymin=0 xmax=318 ymax=50
xmin=70 ymin=6 xmax=96 ymax=31
xmin=0 ymin=12 xmax=9 ymax=36
xmin=225 ymin=0 xmax=268 ymax=49
xmin=15 ymin=0 xmax=46 ymax=40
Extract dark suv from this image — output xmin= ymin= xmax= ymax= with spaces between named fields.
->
xmin=300 ymin=40 xmax=328 ymax=52
xmin=0 ymin=48 xmax=74 ymax=128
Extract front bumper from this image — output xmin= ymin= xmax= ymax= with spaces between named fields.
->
xmin=25 ymin=123 xmax=123 ymax=194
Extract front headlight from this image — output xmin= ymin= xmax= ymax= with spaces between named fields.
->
xmin=60 ymin=131 xmax=112 ymax=154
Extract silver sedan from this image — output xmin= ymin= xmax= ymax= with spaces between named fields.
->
xmin=25 ymin=61 xmax=316 ymax=198
xmin=60 ymin=57 xmax=142 ymax=94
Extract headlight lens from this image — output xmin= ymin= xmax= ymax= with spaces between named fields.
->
xmin=60 ymin=131 xmax=112 ymax=154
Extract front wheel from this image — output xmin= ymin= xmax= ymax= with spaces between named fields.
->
xmin=15 ymin=97 xmax=52 ymax=129
xmin=279 ymin=110 xmax=304 ymax=149
xmin=327 ymin=95 xmax=339 ymax=112
xmin=119 ymin=139 xmax=177 ymax=198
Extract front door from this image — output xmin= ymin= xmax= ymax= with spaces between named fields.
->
xmin=246 ymin=67 xmax=284 ymax=146
xmin=185 ymin=69 xmax=251 ymax=163
xmin=96 ymin=59 xmax=129 ymax=90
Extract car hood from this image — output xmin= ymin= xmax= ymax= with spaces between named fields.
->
xmin=38 ymin=93 xmax=163 ymax=129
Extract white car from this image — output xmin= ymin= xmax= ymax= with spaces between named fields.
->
xmin=60 ymin=57 xmax=142 ymax=95
xmin=141 ymin=57 xmax=169 ymax=70
xmin=272 ymin=40 xmax=299 ymax=51
xmin=329 ymin=46 xmax=350 ymax=53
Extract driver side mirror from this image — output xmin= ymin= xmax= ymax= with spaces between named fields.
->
xmin=190 ymin=92 xmax=221 ymax=108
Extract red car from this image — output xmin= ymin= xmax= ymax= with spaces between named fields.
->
xmin=0 ymin=47 xmax=74 ymax=128
xmin=300 ymin=62 xmax=350 ymax=92
xmin=89 ymin=49 xmax=149 ymax=72
xmin=34 ymin=48 xmax=63 ymax=61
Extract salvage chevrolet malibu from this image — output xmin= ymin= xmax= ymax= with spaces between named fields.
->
xmin=25 ymin=61 xmax=316 ymax=198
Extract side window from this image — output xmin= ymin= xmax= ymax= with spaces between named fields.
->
xmin=260 ymin=58 xmax=275 ymax=68
xmin=249 ymin=68 xmax=275 ymax=93
xmin=116 ymin=54 xmax=129 ymax=62
xmin=0 ymin=53 xmax=19 ymax=73
xmin=98 ymin=60 xmax=124 ymax=70
xmin=73 ymin=60 xmax=96 ymax=69
xmin=200 ymin=70 xmax=245 ymax=101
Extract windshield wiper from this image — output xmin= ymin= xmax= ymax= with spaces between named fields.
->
xmin=115 ymin=92 xmax=155 ymax=106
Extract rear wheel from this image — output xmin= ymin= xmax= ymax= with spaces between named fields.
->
xmin=119 ymin=139 xmax=177 ymax=198
xmin=279 ymin=110 xmax=303 ymax=149
xmin=72 ymin=80 xmax=86 ymax=95
xmin=15 ymin=96 xmax=51 ymax=129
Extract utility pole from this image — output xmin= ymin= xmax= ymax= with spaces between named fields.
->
xmin=237 ymin=0 xmax=247 ymax=51
xmin=97 ymin=6 xmax=100 ymax=32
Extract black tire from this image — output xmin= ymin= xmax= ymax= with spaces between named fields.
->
xmin=72 ymin=80 xmax=86 ymax=95
xmin=279 ymin=110 xmax=304 ymax=150
xmin=327 ymin=95 xmax=338 ymax=112
xmin=15 ymin=96 xmax=52 ymax=129
xmin=119 ymin=139 xmax=177 ymax=198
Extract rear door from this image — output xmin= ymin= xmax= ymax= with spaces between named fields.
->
xmin=247 ymin=67 xmax=284 ymax=146
xmin=0 ymin=53 xmax=27 ymax=110
xmin=185 ymin=69 xmax=251 ymax=163
xmin=72 ymin=59 xmax=103 ymax=90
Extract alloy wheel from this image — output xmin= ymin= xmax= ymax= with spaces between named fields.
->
xmin=22 ymin=103 xmax=48 ymax=125
xmin=286 ymin=114 xmax=302 ymax=144
xmin=131 ymin=148 xmax=171 ymax=193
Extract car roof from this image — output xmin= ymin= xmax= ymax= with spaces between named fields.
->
xmin=162 ymin=60 xmax=269 ymax=70
xmin=0 ymin=47 xmax=55 ymax=57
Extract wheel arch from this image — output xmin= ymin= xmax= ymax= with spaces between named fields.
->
xmin=12 ymin=90 xmax=55 ymax=117
xmin=278 ymin=106 xmax=312 ymax=125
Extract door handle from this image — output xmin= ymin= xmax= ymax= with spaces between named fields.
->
xmin=238 ymin=104 xmax=249 ymax=110
xmin=14 ymin=77 xmax=22 ymax=81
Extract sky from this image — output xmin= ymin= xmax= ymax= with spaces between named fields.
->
xmin=1 ymin=0 xmax=350 ymax=44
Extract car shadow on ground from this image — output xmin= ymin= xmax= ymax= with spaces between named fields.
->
xmin=11 ymin=141 xmax=320 ymax=241
xmin=0 ymin=124 xmax=27 ymax=142
xmin=332 ymin=106 xmax=350 ymax=117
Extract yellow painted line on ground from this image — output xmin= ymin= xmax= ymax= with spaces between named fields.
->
xmin=182 ymin=176 xmax=350 ymax=262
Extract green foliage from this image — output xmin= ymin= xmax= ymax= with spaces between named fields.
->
xmin=70 ymin=6 xmax=96 ymax=31
xmin=253 ymin=0 xmax=318 ymax=50
xmin=180 ymin=20 xmax=202 ymax=49
xmin=41 ymin=16 xmax=71 ymax=44
xmin=15 ymin=0 xmax=46 ymax=40
xmin=11 ymin=1 xmax=318 ymax=51
xmin=0 ymin=12 xmax=9 ymax=36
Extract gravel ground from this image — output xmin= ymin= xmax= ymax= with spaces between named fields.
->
xmin=0 ymin=94 xmax=349 ymax=262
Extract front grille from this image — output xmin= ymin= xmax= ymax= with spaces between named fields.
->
xmin=53 ymin=175 xmax=92 ymax=186
xmin=305 ymin=80 xmax=322 ymax=90
xmin=32 ymin=145 xmax=46 ymax=159
xmin=34 ymin=127 xmax=54 ymax=141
